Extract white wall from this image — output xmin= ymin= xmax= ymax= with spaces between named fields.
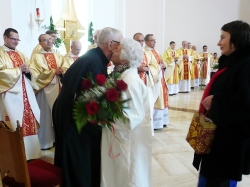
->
xmin=0 ymin=0 xmax=12 ymax=45
xmin=1 ymin=0 xmax=249 ymax=57
xmin=239 ymin=0 xmax=250 ymax=23
xmin=0 ymin=0 xmax=51 ymax=58
xmin=90 ymin=0 xmax=248 ymax=55
xmin=164 ymin=0 xmax=240 ymax=55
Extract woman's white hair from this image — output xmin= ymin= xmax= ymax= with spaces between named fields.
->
xmin=119 ymin=38 xmax=143 ymax=68
xmin=97 ymin=27 xmax=122 ymax=44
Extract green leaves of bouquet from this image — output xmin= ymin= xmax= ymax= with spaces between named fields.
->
xmin=73 ymin=72 xmax=129 ymax=133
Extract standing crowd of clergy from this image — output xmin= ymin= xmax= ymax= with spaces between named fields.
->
xmin=0 ymin=27 xmax=220 ymax=158
xmin=0 ymin=27 xmax=219 ymax=186
xmin=0 ymin=28 xmax=82 ymax=160
xmin=162 ymin=41 xmax=219 ymax=95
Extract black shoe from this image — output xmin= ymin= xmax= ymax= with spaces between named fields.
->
xmin=163 ymin=124 xmax=167 ymax=128
xmin=191 ymin=87 xmax=194 ymax=89
xmin=169 ymin=94 xmax=174 ymax=96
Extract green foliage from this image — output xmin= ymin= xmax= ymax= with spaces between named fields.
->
xmin=73 ymin=73 xmax=129 ymax=133
xmin=212 ymin=64 xmax=219 ymax=70
xmin=88 ymin=22 xmax=94 ymax=44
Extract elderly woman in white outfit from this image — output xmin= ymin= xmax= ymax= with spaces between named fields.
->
xmin=101 ymin=38 xmax=152 ymax=187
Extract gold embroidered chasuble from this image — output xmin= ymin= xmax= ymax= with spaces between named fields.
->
xmin=144 ymin=46 xmax=168 ymax=109
xmin=192 ymin=51 xmax=202 ymax=79
xmin=144 ymin=47 xmax=161 ymax=85
xmin=163 ymin=48 xmax=180 ymax=84
xmin=199 ymin=52 xmax=213 ymax=79
xmin=0 ymin=46 xmax=29 ymax=93
xmin=176 ymin=48 xmax=194 ymax=80
xmin=30 ymin=49 xmax=69 ymax=111
xmin=139 ymin=53 xmax=148 ymax=85
xmin=0 ymin=46 xmax=37 ymax=136
xmin=30 ymin=43 xmax=56 ymax=63
xmin=29 ymin=49 xmax=68 ymax=92
xmin=63 ymin=51 xmax=79 ymax=68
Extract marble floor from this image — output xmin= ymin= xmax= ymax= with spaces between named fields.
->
xmin=1 ymin=88 xmax=249 ymax=187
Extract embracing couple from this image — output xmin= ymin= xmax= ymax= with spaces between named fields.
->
xmin=52 ymin=27 xmax=152 ymax=187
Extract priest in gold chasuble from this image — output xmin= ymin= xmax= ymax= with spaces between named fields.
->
xmin=177 ymin=41 xmax=194 ymax=92
xmin=63 ymin=40 xmax=82 ymax=68
xmin=134 ymin=32 xmax=160 ymax=135
xmin=0 ymin=28 xmax=41 ymax=160
xmin=199 ymin=45 xmax=213 ymax=86
xmin=163 ymin=41 xmax=180 ymax=95
xmin=191 ymin=45 xmax=202 ymax=88
xmin=29 ymin=34 xmax=69 ymax=149
xmin=30 ymin=30 xmax=58 ymax=59
xmin=145 ymin=34 xmax=169 ymax=130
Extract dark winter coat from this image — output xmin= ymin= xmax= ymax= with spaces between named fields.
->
xmin=52 ymin=47 xmax=109 ymax=187
xmin=193 ymin=45 xmax=250 ymax=181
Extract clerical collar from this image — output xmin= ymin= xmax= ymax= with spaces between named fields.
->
xmin=4 ymin=44 xmax=15 ymax=51
xmin=40 ymin=48 xmax=52 ymax=53
xmin=145 ymin=45 xmax=154 ymax=50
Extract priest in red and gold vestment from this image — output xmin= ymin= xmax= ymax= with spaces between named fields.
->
xmin=199 ymin=45 xmax=213 ymax=86
xmin=29 ymin=34 xmax=69 ymax=149
xmin=134 ymin=33 xmax=160 ymax=135
xmin=191 ymin=45 xmax=202 ymax=88
xmin=177 ymin=41 xmax=194 ymax=92
xmin=144 ymin=34 xmax=169 ymax=130
xmin=0 ymin=28 xmax=41 ymax=160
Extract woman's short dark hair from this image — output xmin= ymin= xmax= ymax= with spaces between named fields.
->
xmin=221 ymin=20 xmax=250 ymax=49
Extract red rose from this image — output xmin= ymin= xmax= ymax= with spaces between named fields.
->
xmin=86 ymin=102 xmax=99 ymax=115
xmin=116 ymin=80 xmax=127 ymax=91
xmin=81 ymin=79 xmax=92 ymax=90
xmin=96 ymin=74 xmax=106 ymax=86
xmin=105 ymin=88 xmax=119 ymax=102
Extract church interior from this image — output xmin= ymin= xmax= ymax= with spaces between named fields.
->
xmin=0 ymin=0 xmax=250 ymax=186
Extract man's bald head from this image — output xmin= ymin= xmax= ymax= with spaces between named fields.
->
xmin=71 ymin=40 xmax=82 ymax=56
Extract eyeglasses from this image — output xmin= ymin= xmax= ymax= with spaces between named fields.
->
xmin=112 ymin=40 xmax=120 ymax=44
xmin=146 ymin=39 xmax=156 ymax=42
xmin=7 ymin=36 xmax=21 ymax=42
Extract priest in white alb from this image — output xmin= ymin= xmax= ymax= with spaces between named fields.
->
xmin=145 ymin=34 xmax=169 ymax=129
xmin=29 ymin=34 xmax=69 ymax=149
xmin=134 ymin=32 xmax=160 ymax=135
xmin=163 ymin=41 xmax=180 ymax=95
xmin=0 ymin=28 xmax=41 ymax=160
xmin=177 ymin=41 xmax=194 ymax=92
xmin=199 ymin=45 xmax=213 ymax=86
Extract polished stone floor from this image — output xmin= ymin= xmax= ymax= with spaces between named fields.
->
xmin=1 ymin=88 xmax=249 ymax=187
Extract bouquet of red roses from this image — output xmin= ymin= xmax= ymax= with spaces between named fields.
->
xmin=73 ymin=72 xmax=129 ymax=133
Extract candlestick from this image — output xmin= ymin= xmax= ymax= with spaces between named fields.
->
xmin=36 ymin=8 xmax=40 ymax=17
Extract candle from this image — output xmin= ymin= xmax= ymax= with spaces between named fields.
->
xmin=36 ymin=8 xmax=40 ymax=17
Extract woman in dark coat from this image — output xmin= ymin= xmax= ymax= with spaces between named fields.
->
xmin=194 ymin=20 xmax=250 ymax=187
